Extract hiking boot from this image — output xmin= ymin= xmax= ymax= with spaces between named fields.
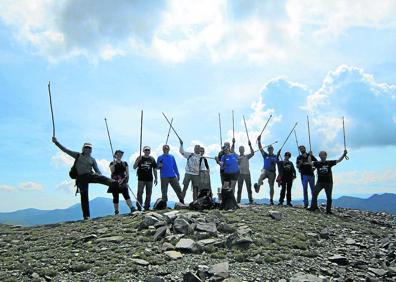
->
xmin=83 ymin=216 xmax=90 ymax=220
xmin=304 ymin=205 xmax=309 ymax=209
xmin=130 ymin=207 xmax=136 ymax=214
xmin=270 ymin=200 xmax=274 ymax=206
xmin=254 ymin=183 xmax=260 ymax=193
xmin=114 ymin=210 xmax=119 ymax=215
xmin=326 ymin=210 xmax=333 ymax=215
xmin=287 ymin=202 xmax=293 ymax=207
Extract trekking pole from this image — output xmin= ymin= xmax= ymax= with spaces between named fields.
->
xmin=254 ymin=141 xmax=278 ymax=153
xmin=279 ymin=122 xmax=298 ymax=151
xmin=342 ymin=116 xmax=349 ymax=160
xmin=47 ymin=81 xmax=56 ymax=138
xmin=165 ymin=118 xmax=173 ymax=145
xmin=257 ymin=114 xmax=272 ymax=142
xmin=104 ymin=118 xmax=114 ymax=157
xmin=307 ymin=115 xmax=312 ymax=153
xmin=232 ymin=110 xmax=235 ymax=140
xmin=162 ymin=112 xmax=182 ymax=142
xmin=139 ymin=110 xmax=143 ymax=157
xmin=218 ymin=113 xmax=223 ymax=146
xmin=243 ymin=115 xmax=250 ymax=142
xmin=294 ymin=129 xmax=300 ymax=155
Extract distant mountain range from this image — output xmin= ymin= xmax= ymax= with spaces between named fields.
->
xmin=0 ymin=193 xmax=395 ymax=226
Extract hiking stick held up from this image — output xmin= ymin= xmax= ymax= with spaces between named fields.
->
xmin=243 ymin=115 xmax=250 ymax=142
xmin=165 ymin=117 xmax=173 ymax=145
xmin=232 ymin=110 xmax=235 ymax=140
xmin=294 ymin=129 xmax=300 ymax=155
xmin=280 ymin=123 xmax=298 ymax=151
xmin=258 ymin=114 xmax=272 ymax=141
xmin=218 ymin=113 xmax=223 ymax=146
xmin=104 ymin=118 xmax=114 ymax=157
xmin=307 ymin=115 xmax=312 ymax=152
xmin=162 ymin=112 xmax=182 ymax=142
xmin=47 ymin=81 xmax=56 ymax=138
xmin=342 ymin=116 xmax=349 ymax=160
xmin=254 ymin=141 xmax=278 ymax=153
xmin=139 ymin=110 xmax=143 ymax=157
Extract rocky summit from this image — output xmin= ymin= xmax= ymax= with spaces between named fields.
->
xmin=0 ymin=205 xmax=395 ymax=281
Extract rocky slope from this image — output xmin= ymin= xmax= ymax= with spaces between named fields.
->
xmin=0 ymin=205 xmax=395 ymax=282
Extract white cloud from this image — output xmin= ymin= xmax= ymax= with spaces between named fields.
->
xmin=51 ymin=151 xmax=74 ymax=167
xmin=2 ymin=1 xmax=395 ymax=63
xmin=18 ymin=182 xmax=44 ymax=191
xmin=334 ymin=169 xmax=396 ymax=190
xmin=56 ymin=180 xmax=75 ymax=193
xmin=0 ymin=184 xmax=15 ymax=192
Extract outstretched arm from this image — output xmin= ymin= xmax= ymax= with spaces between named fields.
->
xmin=336 ymin=150 xmax=348 ymax=163
xmin=52 ymin=137 xmax=79 ymax=159
xmin=247 ymin=141 xmax=254 ymax=158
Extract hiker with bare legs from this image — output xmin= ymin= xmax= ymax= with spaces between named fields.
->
xmin=109 ymin=150 xmax=135 ymax=215
xmin=157 ymin=145 xmax=184 ymax=204
xmin=133 ymin=146 xmax=158 ymax=211
xmin=237 ymin=141 xmax=255 ymax=204
xmin=52 ymin=137 xmax=120 ymax=220
xmin=219 ymin=143 xmax=239 ymax=210
xmin=296 ymin=145 xmax=317 ymax=208
xmin=308 ymin=149 xmax=348 ymax=214
xmin=179 ymin=140 xmax=202 ymax=202
xmin=277 ymin=151 xmax=296 ymax=206
xmin=254 ymin=135 xmax=279 ymax=205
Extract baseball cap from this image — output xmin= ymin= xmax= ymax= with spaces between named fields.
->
xmin=143 ymin=146 xmax=151 ymax=151
xmin=83 ymin=143 xmax=93 ymax=148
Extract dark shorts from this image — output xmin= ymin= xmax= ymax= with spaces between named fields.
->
xmin=224 ymin=172 xmax=239 ymax=182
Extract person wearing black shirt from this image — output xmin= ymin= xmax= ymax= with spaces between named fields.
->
xmin=308 ymin=149 xmax=348 ymax=214
xmin=109 ymin=150 xmax=134 ymax=215
xmin=296 ymin=145 xmax=317 ymax=208
xmin=277 ymin=151 xmax=296 ymax=206
xmin=133 ymin=146 xmax=158 ymax=211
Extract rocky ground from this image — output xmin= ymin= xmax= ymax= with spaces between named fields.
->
xmin=0 ymin=204 xmax=395 ymax=282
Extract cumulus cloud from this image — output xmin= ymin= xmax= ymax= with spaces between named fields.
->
xmin=0 ymin=184 xmax=15 ymax=192
xmin=56 ymin=180 xmax=75 ymax=193
xmin=51 ymin=151 xmax=74 ymax=167
xmin=2 ymin=0 xmax=395 ymax=63
xmin=334 ymin=169 xmax=396 ymax=187
xmin=18 ymin=182 xmax=44 ymax=191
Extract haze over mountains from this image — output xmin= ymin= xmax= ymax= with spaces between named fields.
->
xmin=0 ymin=193 xmax=395 ymax=226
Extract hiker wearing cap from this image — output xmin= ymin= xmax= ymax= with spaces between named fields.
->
xmin=109 ymin=150 xmax=135 ymax=215
xmin=179 ymin=140 xmax=202 ymax=201
xmin=308 ymin=150 xmax=347 ymax=214
xmin=219 ymin=144 xmax=239 ymax=209
xmin=276 ymin=151 xmax=297 ymax=206
xmin=216 ymin=140 xmax=235 ymax=185
xmin=254 ymin=135 xmax=280 ymax=205
xmin=237 ymin=141 xmax=255 ymax=204
xmin=133 ymin=146 xmax=158 ymax=211
xmin=157 ymin=145 xmax=184 ymax=204
xmin=52 ymin=137 xmax=120 ymax=220
xmin=296 ymin=145 xmax=317 ymax=208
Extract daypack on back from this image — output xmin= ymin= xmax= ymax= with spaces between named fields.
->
xmin=69 ymin=154 xmax=80 ymax=179
xmin=153 ymin=198 xmax=167 ymax=210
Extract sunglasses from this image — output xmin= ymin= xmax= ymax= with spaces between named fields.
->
xmin=144 ymin=149 xmax=150 ymax=152
xmin=84 ymin=147 xmax=92 ymax=149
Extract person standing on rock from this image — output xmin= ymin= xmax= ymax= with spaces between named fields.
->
xmin=133 ymin=146 xmax=158 ymax=211
xmin=296 ymin=145 xmax=317 ymax=208
xmin=276 ymin=151 xmax=297 ymax=206
xmin=198 ymin=146 xmax=211 ymax=193
xmin=52 ymin=137 xmax=120 ymax=220
xmin=254 ymin=135 xmax=280 ymax=205
xmin=109 ymin=150 xmax=135 ymax=215
xmin=179 ymin=140 xmax=202 ymax=202
xmin=236 ymin=142 xmax=255 ymax=204
xmin=157 ymin=144 xmax=184 ymax=204
xmin=219 ymin=144 xmax=239 ymax=209
xmin=308 ymin=149 xmax=348 ymax=214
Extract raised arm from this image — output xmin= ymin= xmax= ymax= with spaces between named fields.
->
xmin=257 ymin=135 xmax=263 ymax=151
xmin=247 ymin=141 xmax=254 ymax=159
xmin=52 ymin=137 xmax=79 ymax=159
xmin=336 ymin=150 xmax=348 ymax=163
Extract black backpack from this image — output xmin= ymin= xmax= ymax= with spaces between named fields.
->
xmin=153 ymin=198 xmax=167 ymax=210
xmin=69 ymin=154 xmax=80 ymax=179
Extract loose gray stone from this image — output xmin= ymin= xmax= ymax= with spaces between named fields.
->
xmin=226 ymin=232 xmax=253 ymax=249
xmin=329 ymin=255 xmax=349 ymax=265
xmin=173 ymin=218 xmax=190 ymax=235
xmin=96 ymin=236 xmax=123 ymax=243
xmin=368 ymin=268 xmax=388 ymax=276
xmin=154 ymin=226 xmax=168 ymax=241
xmin=269 ymin=210 xmax=282 ymax=220
xmin=198 ymin=239 xmax=218 ymax=245
xmin=319 ymin=228 xmax=331 ymax=239
xmin=161 ymin=242 xmax=175 ymax=251
xmin=164 ymin=250 xmax=183 ymax=260
xmin=147 ymin=277 xmax=165 ymax=282
xmin=154 ymin=221 xmax=167 ymax=228
xmin=209 ymin=261 xmax=229 ymax=279
xmin=80 ymin=234 xmax=97 ymax=242
xmin=176 ymin=238 xmax=199 ymax=253
xmin=131 ymin=258 xmax=150 ymax=266
xmin=345 ymin=238 xmax=356 ymax=245
xmin=141 ymin=215 xmax=160 ymax=229
xmin=290 ymin=273 xmax=328 ymax=282
xmin=196 ymin=222 xmax=217 ymax=234
xmin=218 ymin=223 xmax=236 ymax=234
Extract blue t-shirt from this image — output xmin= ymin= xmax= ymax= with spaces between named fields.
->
xmin=157 ymin=154 xmax=179 ymax=178
xmin=221 ymin=153 xmax=239 ymax=174
xmin=261 ymin=151 xmax=278 ymax=172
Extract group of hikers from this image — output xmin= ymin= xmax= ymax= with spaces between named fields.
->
xmin=52 ymin=133 xmax=348 ymax=220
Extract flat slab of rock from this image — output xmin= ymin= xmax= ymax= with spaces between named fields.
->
xmin=131 ymin=258 xmax=150 ymax=266
xmin=368 ymin=268 xmax=388 ymax=276
xmin=173 ymin=218 xmax=190 ymax=235
xmin=154 ymin=226 xmax=168 ymax=241
xmin=209 ymin=261 xmax=229 ymax=278
xmin=164 ymin=250 xmax=183 ymax=260
xmin=162 ymin=242 xmax=175 ymax=251
xmin=96 ymin=236 xmax=123 ymax=243
xmin=198 ymin=239 xmax=218 ymax=245
xmin=196 ymin=222 xmax=217 ymax=234
xmin=141 ymin=215 xmax=160 ymax=228
xmin=329 ymin=255 xmax=349 ymax=265
xmin=176 ymin=238 xmax=198 ymax=253
xmin=290 ymin=273 xmax=328 ymax=282
xmin=345 ymin=238 xmax=356 ymax=245
xmin=269 ymin=210 xmax=282 ymax=220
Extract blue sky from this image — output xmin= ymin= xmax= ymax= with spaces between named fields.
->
xmin=0 ymin=0 xmax=395 ymax=212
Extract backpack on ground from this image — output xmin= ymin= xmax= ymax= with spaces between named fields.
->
xmin=189 ymin=189 xmax=214 ymax=211
xmin=153 ymin=198 xmax=167 ymax=210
